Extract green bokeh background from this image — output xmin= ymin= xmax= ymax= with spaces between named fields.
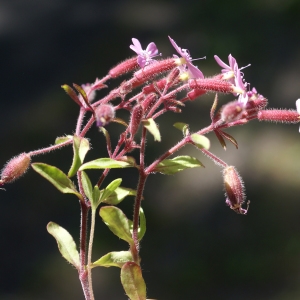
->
xmin=1 ymin=0 xmax=300 ymax=299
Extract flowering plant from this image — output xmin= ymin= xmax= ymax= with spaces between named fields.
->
xmin=1 ymin=36 xmax=299 ymax=300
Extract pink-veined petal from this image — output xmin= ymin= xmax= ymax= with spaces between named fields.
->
xmin=146 ymin=42 xmax=158 ymax=56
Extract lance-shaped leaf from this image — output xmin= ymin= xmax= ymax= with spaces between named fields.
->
xmin=154 ymin=155 xmax=204 ymax=175
xmin=47 ymin=222 xmax=80 ymax=269
xmin=100 ymin=206 xmax=133 ymax=245
xmin=55 ymin=135 xmax=73 ymax=145
xmin=121 ymin=262 xmax=146 ymax=300
xmin=92 ymin=251 xmax=133 ymax=268
xmin=61 ymin=84 xmax=82 ymax=106
xmin=219 ymin=130 xmax=238 ymax=149
xmin=129 ymin=207 xmax=146 ymax=241
xmin=103 ymin=186 xmax=137 ymax=205
xmin=190 ymin=133 xmax=210 ymax=150
xmin=32 ymin=163 xmax=83 ymax=200
xmin=142 ymin=118 xmax=161 ymax=142
xmin=100 ymin=178 xmax=122 ymax=202
xmin=173 ymin=122 xmax=190 ymax=136
xmin=68 ymin=136 xmax=90 ymax=177
xmin=79 ymin=158 xmax=134 ymax=171
xmin=81 ymin=171 xmax=93 ymax=202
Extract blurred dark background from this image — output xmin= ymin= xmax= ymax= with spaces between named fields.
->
xmin=1 ymin=0 xmax=300 ymax=299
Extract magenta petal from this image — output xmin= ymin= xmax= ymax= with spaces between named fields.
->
xmin=130 ymin=38 xmax=143 ymax=54
xmin=146 ymin=42 xmax=158 ymax=56
xmin=137 ymin=56 xmax=146 ymax=68
xmin=214 ymin=55 xmax=230 ymax=69
xmin=187 ymin=62 xmax=204 ymax=79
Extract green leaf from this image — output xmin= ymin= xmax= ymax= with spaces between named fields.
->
xmin=100 ymin=178 xmax=122 ymax=202
xmin=31 ymin=163 xmax=83 ymax=200
xmin=121 ymin=262 xmax=146 ymax=300
xmin=100 ymin=206 xmax=133 ymax=244
xmin=92 ymin=251 xmax=133 ymax=268
xmin=81 ymin=171 xmax=93 ymax=203
xmin=129 ymin=207 xmax=146 ymax=241
xmin=190 ymin=133 xmax=210 ymax=150
xmin=103 ymin=186 xmax=137 ymax=205
xmin=47 ymin=222 xmax=80 ymax=269
xmin=142 ymin=118 xmax=161 ymax=142
xmin=68 ymin=136 xmax=90 ymax=177
xmin=55 ymin=135 xmax=73 ymax=145
xmin=154 ymin=155 xmax=205 ymax=175
xmin=73 ymin=83 xmax=92 ymax=110
xmin=173 ymin=122 xmax=190 ymax=136
xmin=79 ymin=158 xmax=134 ymax=171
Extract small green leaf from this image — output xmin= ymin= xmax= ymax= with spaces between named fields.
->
xmin=92 ymin=185 xmax=101 ymax=207
xmin=103 ymin=186 xmax=137 ymax=205
xmin=112 ymin=117 xmax=128 ymax=127
xmin=142 ymin=118 xmax=161 ymax=142
xmin=55 ymin=135 xmax=73 ymax=145
xmin=121 ymin=262 xmax=146 ymax=300
xmin=81 ymin=171 xmax=93 ymax=203
xmin=190 ymin=133 xmax=210 ymax=150
xmin=100 ymin=206 xmax=133 ymax=244
xmin=100 ymin=178 xmax=122 ymax=202
xmin=32 ymin=163 xmax=83 ymax=200
xmin=173 ymin=122 xmax=190 ymax=136
xmin=68 ymin=136 xmax=90 ymax=177
xmin=154 ymin=155 xmax=205 ymax=175
xmin=129 ymin=207 xmax=146 ymax=241
xmin=99 ymin=127 xmax=112 ymax=152
xmin=47 ymin=222 xmax=80 ymax=269
xmin=79 ymin=158 xmax=133 ymax=171
xmin=73 ymin=83 xmax=92 ymax=110
xmin=92 ymin=251 xmax=133 ymax=268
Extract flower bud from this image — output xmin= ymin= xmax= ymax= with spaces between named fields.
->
xmin=95 ymin=104 xmax=115 ymax=127
xmin=141 ymin=93 xmax=157 ymax=114
xmin=129 ymin=104 xmax=144 ymax=136
xmin=220 ymin=101 xmax=245 ymax=123
xmin=109 ymin=57 xmax=139 ymax=78
xmin=257 ymin=109 xmax=300 ymax=124
xmin=187 ymin=89 xmax=206 ymax=101
xmin=189 ymin=78 xmax=233 ymax=94
xmin=223 ymin=166 xmax=249 ymax=214
xmin=0 ymin=153 xmax=31 ymax=185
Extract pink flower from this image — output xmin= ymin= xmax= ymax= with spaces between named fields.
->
xmin=215 ymin=54 xmax=249 ymax=105
xmin=168 ymin=36 xmax=204 ymax=80
xmin=130 ymin=38 xmax=159 ymax=68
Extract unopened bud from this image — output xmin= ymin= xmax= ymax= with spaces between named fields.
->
xmin=0 ymin=153 xmax=31 ymax=185
xmin=221 ymin=101 xmax=245 ymax=123
xmin=141 ymin=93 xmax=157 ymax=114
xmin=223 ymin=166 xmax=249 ymax=215
xmin=257 ymin=109 xmax=300 ymax=124
xmin=129 ymin=104 xmax=144 ymax=136
xmin=187 ymin=89 xmax=206 ymax=101
xmin=95 ymin=104 xmax=115 ymax=127
xmin=109 ymin=57 xmax=139 ymax=78
xmin=189 ymin=78 xmax=233 ymax=94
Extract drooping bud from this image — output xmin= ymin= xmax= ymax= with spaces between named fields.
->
xmin=143 ymin=79 xmax=167 ymax=94
xmin=129 ymin=104 xmax=144 ymax=136
xmin=257 ymin=109 xmax=300 ymax=124
xmin=222 ymin=166 xmax=249 ymax=215
xmin=0 ymin=153 xmax=31 ymax=185
xmin=220 ymin=100 xmax=246 ymax=123
xmin=189 ymin=78 xmax=234 ymax=94
xmin=95 ymin=104 xmax=115 ymax=127
xmin=109 ymin=57 xmax=139 ymax=78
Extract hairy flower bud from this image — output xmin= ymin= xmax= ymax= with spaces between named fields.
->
xmin=189 ymin=78 xmax=233 ymax=94
xmin=223 ymin=166 xmax=249 ymax=215
xmin=187 ymin=89 xmax=206 ymax=101
xmin=257 ymin=109 xmax=300 ymax=124
xmin=95 ymin=104 xmax=115 ymax=127
xmin=141 ymin=93 xmax=157 ymax=114
xmin=129 ymin=104 xmax=144 ymax=136
xmin=221 ymin=101 xmax=246 ymax=123
xmin=109 ymin=57 xmax=139 ymax=78
xmin=0 ymin=153 xmax=31 ymax=185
